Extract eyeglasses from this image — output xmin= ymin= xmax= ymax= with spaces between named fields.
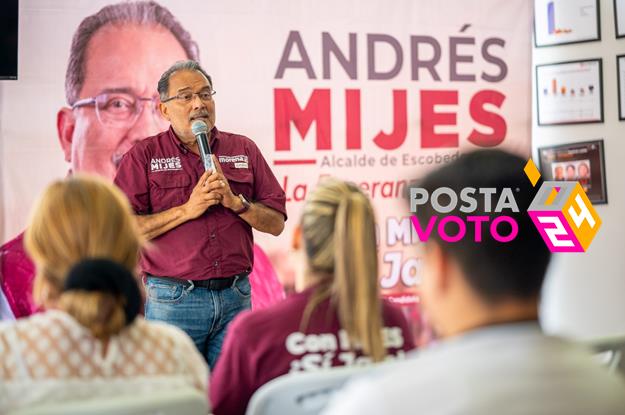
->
xmin=161 ymin=88 xmax=217 ymax=104
xmin=72 ymin=92 xmax=168 ymax=128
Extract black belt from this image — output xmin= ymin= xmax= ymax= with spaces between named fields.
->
xmin=148 ymin=273 xmax=247 ymax=291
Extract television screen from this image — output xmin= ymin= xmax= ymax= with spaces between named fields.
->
xmin=0 ymin=0 xmax=18 ymax=80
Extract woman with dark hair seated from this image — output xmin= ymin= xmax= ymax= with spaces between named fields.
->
xmin=0 ymin=176 xmax=208 ymax=411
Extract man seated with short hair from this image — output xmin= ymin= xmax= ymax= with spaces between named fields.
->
xmin=323 ymin=150 xmax=625 ymax=415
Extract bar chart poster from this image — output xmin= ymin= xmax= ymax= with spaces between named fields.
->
xmin=616 ymin=0 xmax=625 ymax=37
xmin=536 ymin=59 xmax=603 ymax=125
xmin=534 ymin=0 xmax=600 ymax=46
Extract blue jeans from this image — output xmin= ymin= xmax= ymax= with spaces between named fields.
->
xmin=144 ymin=273 xmax=251 ymax=368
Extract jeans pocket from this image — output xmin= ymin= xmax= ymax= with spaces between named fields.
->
xmin=147 ymin=281 xmax=187 ymax=304
xmin=233 ymin=275 xmax=252 ymax=299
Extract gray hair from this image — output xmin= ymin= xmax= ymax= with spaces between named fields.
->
xmin=157 ymin=60 xmax=213 ymax=100
xmin=65 ymin=1 xmax=199 ymax=105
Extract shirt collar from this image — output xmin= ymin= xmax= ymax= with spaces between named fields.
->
xmin=444 ymin=319 xmax=542 ymax=346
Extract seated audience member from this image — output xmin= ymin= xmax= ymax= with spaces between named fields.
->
xmin=323 ymin=150 xmax=625 ymax=415
xmin=210 ymin=178 xmax=415 ymax=415
xmin=0 ymin=176 xmax=208 ymax=412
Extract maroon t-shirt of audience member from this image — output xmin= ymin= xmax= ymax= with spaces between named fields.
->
xmin=210 ymin=287 xmax=416 ymax=415
xmin=114 ymin=126 xmax=286 ymax=280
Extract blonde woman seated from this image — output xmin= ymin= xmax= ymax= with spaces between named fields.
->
xmin=0 ymin=176 xmax=208 ymax=412
xmin=210 ymin=178 xmax=416 ymax=415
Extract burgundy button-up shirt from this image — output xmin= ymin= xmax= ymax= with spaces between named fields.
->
xmin=114 ymin=127 xmax=286 ymax=280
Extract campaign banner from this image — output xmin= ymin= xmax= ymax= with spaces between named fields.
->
xmin=0 ymin=0 xmax=532 ymax=338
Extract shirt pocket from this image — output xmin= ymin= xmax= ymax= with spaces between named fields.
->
xmin=225 ymin=168 xmax=254 ymax=200
xmin=150 ymin=173 xmax=192 ymax=212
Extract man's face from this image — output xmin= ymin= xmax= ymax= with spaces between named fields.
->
xmin=159 ymin=69 xmax=216 ymax=145
xmin=57 ymin=23 xmax=188 ymax=180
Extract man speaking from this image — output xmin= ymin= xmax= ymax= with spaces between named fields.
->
xmin=114 ymin=60 xmax=286 ymax=368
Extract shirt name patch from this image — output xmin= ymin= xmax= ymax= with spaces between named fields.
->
xmin=220 ymin=155 xmax=249 ymax=169
xmin=151 ymin=156 xmax=182 ymax=172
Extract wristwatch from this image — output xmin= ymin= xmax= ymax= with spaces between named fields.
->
xmin=233 ymin=194 xmax=251 ymax=215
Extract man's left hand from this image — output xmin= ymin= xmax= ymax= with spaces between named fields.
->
xmin=206 ymin=155 xmax=244 ymax=211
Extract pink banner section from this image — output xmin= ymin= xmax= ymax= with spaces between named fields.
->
xmin=0 ymin=0 xmax=532 ymax=342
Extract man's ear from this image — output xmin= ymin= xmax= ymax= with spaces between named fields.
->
xmin=159 ymin=102 xmax=170 ymax=121
xmin=57 ymin=107 xmax=75 ymax=162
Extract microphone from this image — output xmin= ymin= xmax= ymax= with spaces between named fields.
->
xmin=191 ymin=120 xmax=215 ymax=172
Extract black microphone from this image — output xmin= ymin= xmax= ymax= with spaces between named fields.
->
xmin=191 ymin=120 xmax=215 ymax=172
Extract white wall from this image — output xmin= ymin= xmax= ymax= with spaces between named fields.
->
xmin=535 ymin=0 xmax=625 ymax=339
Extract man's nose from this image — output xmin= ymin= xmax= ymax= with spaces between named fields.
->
xmin=191 ymin=93 xmax=205 ymax=111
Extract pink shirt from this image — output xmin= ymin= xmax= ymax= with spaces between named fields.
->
xmin=210 ymin=287 xmax=416 ymax=415
xmin=0 ymin=233 xmax=36 ymax=318
xmin=114 ymin=127 xmax=286 ymax=280
xmin=250 ymin=244 xmax=285 ymax=309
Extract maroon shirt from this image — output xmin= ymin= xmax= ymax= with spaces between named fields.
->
xmin=114 ymin=127 xmax=286 ymax=280
xmin=210 ymin=287 xmax=416 ymax=415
